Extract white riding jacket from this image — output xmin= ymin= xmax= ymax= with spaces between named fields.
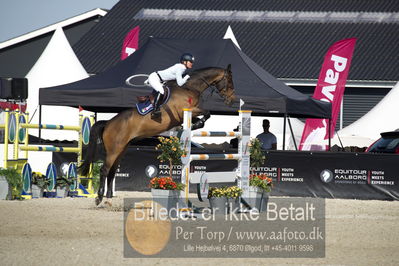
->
xmin=147 ymin=63 xmax=190 ymax=94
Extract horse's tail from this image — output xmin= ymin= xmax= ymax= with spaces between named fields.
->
xmin=79 ymin=121 xmax=107 ymax=176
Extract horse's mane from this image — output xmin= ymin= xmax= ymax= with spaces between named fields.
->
xmin=189 ymin=67 xmax=223 ymax=79
xmin=165 ymin=67 xmax=224 ymax=88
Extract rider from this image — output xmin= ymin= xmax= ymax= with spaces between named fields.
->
xmin=147 ymin=53 xmax=194 ymax=118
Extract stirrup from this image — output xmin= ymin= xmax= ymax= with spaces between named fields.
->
xmin=151 ymin=109 xmax=161 ymax=118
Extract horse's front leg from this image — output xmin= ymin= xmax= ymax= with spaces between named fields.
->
xmin=191 ymin=110 xmax=210 ymax=130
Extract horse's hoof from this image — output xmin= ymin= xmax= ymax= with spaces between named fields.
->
xmin=95 ymin=197 xmax=103 ymax=206
xmin=104 ymin=199 xmax=113 ymax=207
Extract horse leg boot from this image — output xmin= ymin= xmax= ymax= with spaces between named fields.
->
xmin=151 ymin=91 xmax=163 ymax=118
xmin=104 ymin=165 xmax=118 ymax=207
xmin=192 ymin=112 xmax=211 ymax=130
xmin=96 ymin=165 xmax=109 ymax=206
xmin=192 ymin=117 xmax=206 ymax=130
xmin=105 ymin=171 xmax=115 ymax=199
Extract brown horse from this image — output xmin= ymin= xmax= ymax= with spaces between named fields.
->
xmin=79 ymin=65 xmax=235 ymax=205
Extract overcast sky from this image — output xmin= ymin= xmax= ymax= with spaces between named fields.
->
xmin=0 ymin=0 xmax=119 ymax=42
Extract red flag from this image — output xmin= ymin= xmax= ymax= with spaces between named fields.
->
xmin=121 ymin=26 xmax=140 ymax=60
xmin=79 ymin=105 xmax=83 ymax=112
xmin=299 ymin=38 xmax=357 ymax=151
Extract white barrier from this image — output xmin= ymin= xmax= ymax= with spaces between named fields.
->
xmin=180 ymin=109 xmax=252 ymax=207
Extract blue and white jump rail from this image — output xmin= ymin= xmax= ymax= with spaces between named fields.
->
xmin=179 ymin=108 xmax=252 ymax=208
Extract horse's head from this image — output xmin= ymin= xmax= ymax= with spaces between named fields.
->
xmin=214 ymin=64 xmax=235 ymax=106
xmin=186 ymin=65 xmax=236 ymax=106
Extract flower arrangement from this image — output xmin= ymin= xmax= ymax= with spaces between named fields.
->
xmin=56 ymin=176 xmax=76 ymax=188
xmin=150 ymin=137 xmax=186 ymax=192
xmin=32 ymin=172 xmax=49 ymax=190
xmin=0 ymin=167 xmax=22 ymax=199
xmin=208 ymin=186 xmax=243 ymax=198
xmin=149 ymin=177 xmax=185 ymax=191
xmin=248 ymin=137 xmax=273 ymax=192
xmin=156 ymin=136 xmax=186 ymax=178
xmin=249 ymin=138 xmax=265 ymax=168
xmin=249 ymin=173 xmax=273 ymax=192
xmin=208 ymin=187 xmax=226 ymax=198
xmin=224 ymin=186 xmax=243 ymax=198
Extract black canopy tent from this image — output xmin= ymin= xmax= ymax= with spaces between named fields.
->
xmin=39 ymin=38 xmax=332 ymax=148
xmin=40 ymin=38 xmax=330 ymax=116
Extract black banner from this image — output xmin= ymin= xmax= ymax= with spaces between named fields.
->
xmin=53 ymin=148 xmax=398 ymax=200
xmin=260 ymin=151 xmax=398 ymax=200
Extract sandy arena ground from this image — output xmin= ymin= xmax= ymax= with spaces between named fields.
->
xmin=0 ymin=192 xmax=398 ymax=266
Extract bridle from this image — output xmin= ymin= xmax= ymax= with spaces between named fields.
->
xmin=199 ymin=69 xmax=230 ymax=96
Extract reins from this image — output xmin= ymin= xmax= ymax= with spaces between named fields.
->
xmin=198 ymin=69 xmax=228 ymax=97
xmin=181 ymin=68 xmax=230 ymax=103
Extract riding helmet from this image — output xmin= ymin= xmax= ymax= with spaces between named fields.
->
xmin=180 ymin=53 xmax=195 ymax=63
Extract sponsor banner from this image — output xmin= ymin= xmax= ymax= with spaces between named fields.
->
xmin=262 ymin=151 xmax=398 ymax=200
xmin=53 ymin=147 xmax=236 ymax=192
xmin=53 ymin=149 xmax=398 ymax=200
xmin=121 ymin=26 xmax=140 ymax=60
xmin=300 ymin=38 xmax=357 ymax=151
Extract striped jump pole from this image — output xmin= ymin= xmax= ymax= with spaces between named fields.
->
xmin=192 ymin=131 xmax=240 ymax=137
xmin=180 ymin=109 xmax=251 ymax=207
xmin=20 ymin=123 xmax=80 ymax=131
xmin=19 ymin=120 xmax=82 ymax=156
xmin=190 ymin=154 xmax=241 ymax=161
xmin=20 ymin=146 xmax=80 ymax=152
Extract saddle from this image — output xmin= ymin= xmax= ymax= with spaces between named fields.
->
xmin=136 ymin=94 xmax=154 ymax=103
xmin=135 ymin=86 xmax=171 ymax=116
xmin=136 ymin=86 xmax=170 ymax=105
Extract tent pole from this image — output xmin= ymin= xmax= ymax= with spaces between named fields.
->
xmin=336 ymin=131 xmax=344 ymax=149
xmin=282 ymin=115 xmax=287 ymax=150
xmin=287 ymin=116 xmax=297 ymax=150
xmin=340 ymin=98 xmax=344 ymax=130
xmin=39 ymin=105 xmax=42 ymax=143
xmin=328 ymin=118 xmax=331 ymax=151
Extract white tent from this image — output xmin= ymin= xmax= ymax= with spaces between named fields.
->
xmin=25 ymin=27 xmax=90 ymax=141
xmin=332 ymin=81 xmax=399 ymax=147
xmin=223 ymin=25 xmax=241 ymax=50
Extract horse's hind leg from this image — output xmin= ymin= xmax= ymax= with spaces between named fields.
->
xmin=105 ymin=146 xmax=128 ymax=198
xmin=103 ymin=162 xmax=120 ymax=207
xmin=96 ymin=145 xmax=127 ymax=206
xmin=96 ymin=164 xmax=109 ymax=206
xmin=106 ymin=162 xmax=119 ymax=198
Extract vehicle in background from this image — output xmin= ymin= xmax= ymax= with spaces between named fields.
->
xmin=366 ymin=130 xmax=399 ymax=154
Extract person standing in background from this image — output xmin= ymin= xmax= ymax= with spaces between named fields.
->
xmin=256 ymin=119 xmax=277 ymax=150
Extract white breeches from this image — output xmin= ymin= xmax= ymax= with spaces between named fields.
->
xmin=148 ymin=72 xmax=165 ymax=94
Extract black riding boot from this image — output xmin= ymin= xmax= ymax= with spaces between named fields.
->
xmin=151 ymin=92 xmax=163 ymax=118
